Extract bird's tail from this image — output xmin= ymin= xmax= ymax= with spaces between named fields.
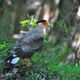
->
xmin=3 ymin=47 xmax=21 ymax=73
xmin=4 ymin=50 xmax=20 ymax=65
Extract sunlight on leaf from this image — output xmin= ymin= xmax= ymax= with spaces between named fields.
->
xmin=20 ymin=19 xmax=30 ymax=26
xmin=20 ymin=17 xmax=37 ymax=30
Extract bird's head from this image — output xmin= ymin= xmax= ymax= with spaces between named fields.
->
xmin=37 ymin=20 xmax=49 ymax=35
xmin=37 ymin=20 xmax=49 ymax=27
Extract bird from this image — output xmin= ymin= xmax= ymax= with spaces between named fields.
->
xmin=4 ymin=20 xmax=49 ymax=67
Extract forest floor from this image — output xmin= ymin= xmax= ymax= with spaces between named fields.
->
xmin=0 ymin=41 xmax=80 ymax=80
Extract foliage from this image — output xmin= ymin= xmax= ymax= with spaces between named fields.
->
xmin=43 ymin=35 xmax=50 ymax=44
xmin=56 ymin=19 xmax=69 ymax=33
xmin=0 ymin=41 xmax=12 ymax=72
xmin=0 ymin=41 xmax=12 ymax=57
xmin=0 ymin=40 xmax=79 ymax=80
xmin=32 ymin=43 xmax=78 ymax=80
xmin=20 ymin=16 xmax=37 ymax=29
xmin=50 ymin=19 xmax=71 ymax=42
xmin=25 ymin=71 xmax=45 ymax=80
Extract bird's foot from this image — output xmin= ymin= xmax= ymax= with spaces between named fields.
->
xmin=27 ymin=58 xmax=30 ymax=67
xmin=21 ymin=58 xmax=31 ymax=67
xmin=21 ymin=59 xmax=27 ymax=68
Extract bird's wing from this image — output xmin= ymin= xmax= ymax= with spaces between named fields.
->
xmin=4 ymin=48 xmax=20 ymax=65
xmin=21 ymin=37 xmax=44 ymax=54
xmin=21 ymin=27 xmax=43 ymax=44
xmin=28 ymin=37 xmax=43 ymax=49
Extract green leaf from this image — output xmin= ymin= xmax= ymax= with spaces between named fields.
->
xmin=20 ymin=20 xmax=30 ymax=26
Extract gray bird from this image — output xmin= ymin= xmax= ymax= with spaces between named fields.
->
xmin=4 ymin=20 xmax=49 ymax=67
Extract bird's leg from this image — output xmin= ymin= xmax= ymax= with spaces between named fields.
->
xmin=28 ymin=58 xmax=30 ymax=67
xmin=22 ymin=58 xmax=25 ymax=65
